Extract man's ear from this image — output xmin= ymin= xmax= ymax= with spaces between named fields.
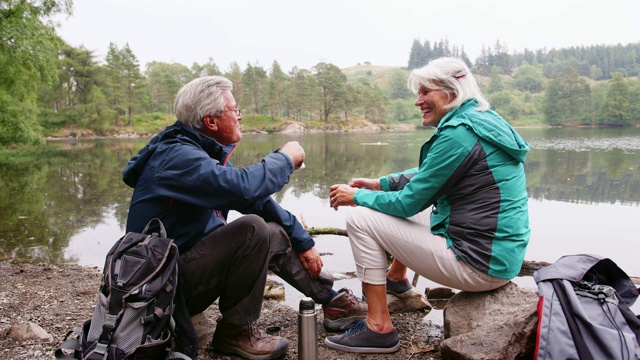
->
xmin=203 ymin=115 xmax=217 ymax=131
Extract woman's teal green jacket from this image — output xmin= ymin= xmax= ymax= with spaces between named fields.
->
xmin=354 ymin=99 xmax=531 ymax=280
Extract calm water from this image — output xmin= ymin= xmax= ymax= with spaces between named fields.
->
xmin=1 ymin=127 xmax=639 ymax=314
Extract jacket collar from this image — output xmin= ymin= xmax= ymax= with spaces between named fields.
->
xmin=171 ymin=121 xmax=237 ymax=161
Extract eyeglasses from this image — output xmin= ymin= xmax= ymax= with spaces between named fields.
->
xmin=222 ymin=105 xmax=242 ymax=116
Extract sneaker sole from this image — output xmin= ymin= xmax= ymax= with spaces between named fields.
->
xmin=211 ymin=338 xmax=289 ymax=360
xmin=324 ymin=337 xmax=401 ymax=353
xmin=323 ymin=315 xmax=367 ymax=332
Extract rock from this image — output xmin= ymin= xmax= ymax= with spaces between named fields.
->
xmin=191 ymin=312 xmax=215 ymax=350
xmin=440 ymin=282 xmax=538 ymax=359
xmin=9 ymin=322 xmax=53 ymax=342
xmin=280 ymin=121 xmax=307 ymax=133
xmin=426 ymin=287 xmax=456 ymax=300
xmin=264 ymin=279 xmax=285 ymax=300
xmin=387 ymin=288 xmax=432 ymax=314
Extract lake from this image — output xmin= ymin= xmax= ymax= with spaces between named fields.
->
xmin=1 ymin=127 xmax=639 ymax=316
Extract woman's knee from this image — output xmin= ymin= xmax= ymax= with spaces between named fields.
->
xmin=345 ymin=206 xmax=376 ymax=235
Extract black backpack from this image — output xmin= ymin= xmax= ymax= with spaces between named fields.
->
xmin=56 ymin=218 xmax=194 ymax=360
xmin=534 ymin=254 xmax=640 ymax=360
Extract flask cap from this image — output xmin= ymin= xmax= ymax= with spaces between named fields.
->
xmin=299 ymin=297 xmax=315 ymax=312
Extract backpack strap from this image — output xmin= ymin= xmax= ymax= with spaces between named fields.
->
xmin=142 ymin=217 xmax=167 ymax=238
xmin=54 ymin=327 xmax=83 ymax=359
xmin=169 ymin=351 xmax=194 ymax=360
xmin=551 ymin=280 xmax=595 ymax=360
xmin=614 ymin=292 xmax=640 ymax=345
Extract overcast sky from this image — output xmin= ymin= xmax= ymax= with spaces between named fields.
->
xmin=55 ymin=0 xmax=640 ymax=73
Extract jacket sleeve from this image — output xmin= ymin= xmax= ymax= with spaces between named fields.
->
xmin=380 ymin=168 xmax=419 ymax=191
xmin=153 ymin=144 xmax=295 ymax=210
xmin=354 ymin=127 xmax=473 ymax=218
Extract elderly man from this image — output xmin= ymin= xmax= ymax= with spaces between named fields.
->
xmin=123 ymin=76 xmax=366 ymax=359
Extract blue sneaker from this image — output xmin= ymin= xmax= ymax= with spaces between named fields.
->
xmin=324 ymin=320 xmax=400 ymax=354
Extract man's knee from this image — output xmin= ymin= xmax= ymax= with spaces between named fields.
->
xmin=229 ymin=215 xmax=271 ymax=254
xmin=235 ymin=214 xmax=269 ymax=237
xmin=266 ymin=222 xmax=291 ymax=252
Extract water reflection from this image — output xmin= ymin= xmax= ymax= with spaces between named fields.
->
xmin=1 ymin=129 xmax=639 ymax=284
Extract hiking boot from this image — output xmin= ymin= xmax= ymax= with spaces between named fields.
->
xmin=362 ymin=277 xmax=432 ymax=314
xmin=324 ymin=320 xmax=400 ymax=353
xmin=210 ymin=319 xmax=289 ymax=359
xmin=323 ymin=288 xmax=368 ymax=332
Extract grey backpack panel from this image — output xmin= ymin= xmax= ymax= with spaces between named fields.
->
xmin=534 ymin=254 xmax=640 ymax=360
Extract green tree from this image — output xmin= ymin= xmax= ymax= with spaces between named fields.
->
xmin=0 ymin=0 xmax=73 ymax=145
xmin=104 ymin=43 xmax=144 ymax=126
xmin=39 ymin=43 xmax=103 ymax=128
xmin=288 ymin=67 xmax=318 ymax=122
xmin=408 ymin=39 xmax=427 ymax=69
xmin=145 ymin=62 xmax=191 ymax=113
xmin=313 ymin=62 xmax=347 ymax=123
xmin=513 ymin=63 xmax=545 ymax=92
xmin=487 ymin=66 xmax=505 ymax=94
xmin=543 ymin=76 xmax=564 ymax=126
xmin=191 ymin=57 xmax=221 ymax=77
xmin=342 ymin=83 xmax=363 ymax=120
xmin=358 ymin=79 xmax=388 ymax=123
xmin=489 ymin=90 xmax=523 ymax=121
xmin=629 ymin=78 xmax=640 ymax=126
xmin=390 ymin=99 xmax=412 ymax=122
xmin=599 ymin=72 xmax=632 ymax=126
xmin=492 ymin=40 xmax=513 ymax=75
xmin=388 ymin=70 xmax=411 ymax=99
xmin=266 ymin=61 xmax=288 ymax=119
xmin=543 ymin=67 xmax=591 ymax=125
xmin=224 ymin=62 xmax=244 ymax=103
xmin=242 ymin=63 xmax=268 ymax=117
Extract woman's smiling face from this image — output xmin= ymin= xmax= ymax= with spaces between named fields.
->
xmin=414 ymin=84 xmax=454 ymax=128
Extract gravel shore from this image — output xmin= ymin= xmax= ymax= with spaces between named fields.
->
xmin=0 ymin=262 xmax=443 ymax=359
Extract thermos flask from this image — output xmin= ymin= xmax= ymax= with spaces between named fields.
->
xmin=297 ymin=297 xmax=317 ymax=360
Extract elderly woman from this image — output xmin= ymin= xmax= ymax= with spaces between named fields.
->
xmin=326 ymin=57 xmax=531 ymax=353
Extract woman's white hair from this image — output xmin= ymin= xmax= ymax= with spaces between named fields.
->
xmin=407 ymin=57 xmax=490 ymax=111
xmin=174 ymin=76 xmax=233 ymax=129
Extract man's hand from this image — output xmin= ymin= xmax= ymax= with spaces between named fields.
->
xmin=298 ymin=247 xmax=323 ymax=279
xmin=279 ymin=141 xmax=305 ymax=170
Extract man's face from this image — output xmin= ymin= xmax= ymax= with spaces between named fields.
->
xmin=205 ymin=90 xmax=243 ymax=145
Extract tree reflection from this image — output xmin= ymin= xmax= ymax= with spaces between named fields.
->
xmin=1 ymin=128 xmax=639 ymax=265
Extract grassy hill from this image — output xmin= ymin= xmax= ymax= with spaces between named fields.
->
xmin=342 ymin=64 xmax=406 ymax=88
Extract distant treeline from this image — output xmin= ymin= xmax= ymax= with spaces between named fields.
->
xmin=408 ymin=38 xmax=640 ymax=80
xmin=406 ymin=39 xmax=639 ymax=128
xmin=1 ymin=0 xmax=639 ymax=146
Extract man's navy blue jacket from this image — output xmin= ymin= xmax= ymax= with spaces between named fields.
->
xmin=123 ymin=121 xmax=315 ymax=253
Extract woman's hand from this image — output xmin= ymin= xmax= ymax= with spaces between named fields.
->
xmin=329 ymin=184 xmax=357 ymax=210
xmin=349 ymin=178 xmax=381 ymax=191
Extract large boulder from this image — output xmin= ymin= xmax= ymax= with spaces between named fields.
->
xmin=440 ymin=281 xmax=538 ymax=359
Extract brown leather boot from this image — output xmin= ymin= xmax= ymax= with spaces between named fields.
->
xmin=210 ymin=319 xmax=289 ymax=359
xmin=322 ymin=288 xmax=368 ymax=332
